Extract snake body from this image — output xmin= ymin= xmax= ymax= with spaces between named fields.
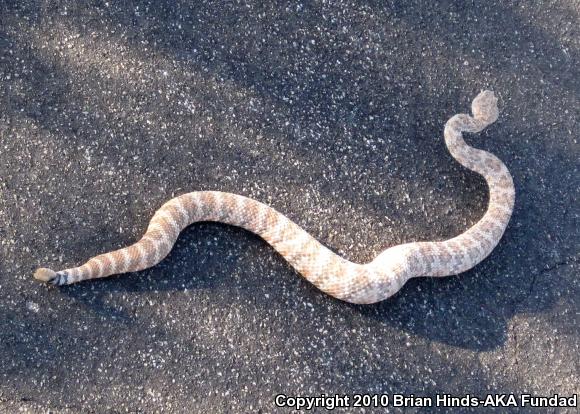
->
xmin=34 ymin=91 xmax=514 ymax=304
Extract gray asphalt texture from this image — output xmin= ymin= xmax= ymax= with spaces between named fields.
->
xmin=1 ymin=1 xmax=579 ymax=413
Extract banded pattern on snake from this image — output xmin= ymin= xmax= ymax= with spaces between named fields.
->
xmin=34 ymin=91 xmax=515 ymax=304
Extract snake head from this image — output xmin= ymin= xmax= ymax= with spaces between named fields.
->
xmin=472 ymin=90 xmax=499 ymax=126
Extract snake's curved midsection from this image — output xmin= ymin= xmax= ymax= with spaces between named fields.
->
xmin=158 ymin=191 xmax=403 ymax=303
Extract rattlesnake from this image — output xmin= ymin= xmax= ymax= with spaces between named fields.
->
xmin=34 ymin=91 xmax=515 ymax=304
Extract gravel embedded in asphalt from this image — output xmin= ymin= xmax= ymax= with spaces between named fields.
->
xmin=0 ymin=1 xmax=578 ymax=412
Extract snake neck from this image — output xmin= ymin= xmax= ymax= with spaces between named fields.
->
xmin=371 ymin=91 xmax=515 ymax=282
xmin=428 ymin=91 xmax=515 ymax=275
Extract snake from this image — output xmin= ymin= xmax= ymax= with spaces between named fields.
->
xmin=34 ymin=91 xmax=515 ymax=304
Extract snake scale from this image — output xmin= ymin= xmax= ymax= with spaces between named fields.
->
xmin=34 ymin=91 xmax=515 ymax=304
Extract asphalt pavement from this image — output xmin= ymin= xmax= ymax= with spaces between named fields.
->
xmin=0 ymin=1 xmax=578 ymax=413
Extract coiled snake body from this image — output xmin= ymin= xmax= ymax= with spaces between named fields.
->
xmin=35 ymin=91 xmax=515 ymax=304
